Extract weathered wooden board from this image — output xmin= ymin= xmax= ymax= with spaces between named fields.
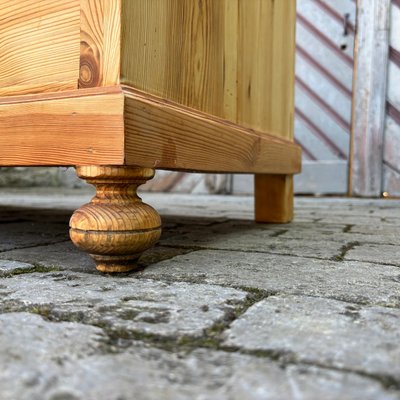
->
xmin=350 ymin=0 xmax=391 ymax=196
xmin=0 ymin=88 xmax=124 ymax=166
xmin=0 ymin=0 xmax=80 ymax=96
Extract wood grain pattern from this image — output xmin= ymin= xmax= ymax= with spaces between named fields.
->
xmin=350 ymin=0 xmax=391 ymax=196
xmin=121 ymin=0 xmax=226 ymax=117
xmin=0 ymin=87 xmax=124 ymax=166
xmin=121 ymin=0 xmax=295 ymax=133
xmin=0 ymin=0 xmax=80 ymax=95
xmin=70 ymin=166 xmax=161 ymax=273
xmin=121 ymin=0 xmax=298 ymax=221
xmin=80 ymin=0 xmax=121 ymax=88
xmin=124 ymin=87 xmax=301 ymax=174
xmin=255 ymin=175 xmax=293 ymax=223
xmin=245 ymin=1 xmax=296 ymax=222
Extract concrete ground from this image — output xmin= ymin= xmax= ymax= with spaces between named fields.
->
xmin=0 ymin=188 xmax=399 ymax=400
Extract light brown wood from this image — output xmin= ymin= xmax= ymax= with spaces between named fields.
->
xmin=0 ymin=87 xmax=124 ymax=166
xmin=0 ymin=0 xmax=80 ymax=95
xmin=120 ymin=0 xmax=298 ymax=221
xmin=0 ymin=82 xmax=77 ymax=98
xmin=124 ymin=87 xmax=301 ymax=174
xmin=80 ymin=0 xmax=121 ymax=88
xmin=244 ymin=1 xmax=296 ymax=223
xmin=121 ymin=0 xmax=226 ymax=118
xmin=70 ymin=166 xmax=161 ymax=273
xmin=255 ymin=175 xmax=294 ymax=224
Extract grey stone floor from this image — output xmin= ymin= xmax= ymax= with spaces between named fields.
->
xmin=0 ymin=188 xmax=399 ymax=400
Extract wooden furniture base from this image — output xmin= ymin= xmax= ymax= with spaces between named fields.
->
xmin=69 ymin=166 xmax=161 ymax=273
xmin=1 ymin=0 xmax=300 ymax=273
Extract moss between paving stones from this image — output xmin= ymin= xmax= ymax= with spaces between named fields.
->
xmin=0 ymin=263 xmax=59 ymax=278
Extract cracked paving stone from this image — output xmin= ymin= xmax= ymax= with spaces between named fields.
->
xmin=139 ymin=250 xmax=400 ymax=308
xmin=0 ymin=272 xmax=246 ymax=337
xmin=1 ymin=318 xmax=398 ymax=400
xmin=224 ymin=295 xmax=400 ymax=382
xmin=345 ymin=243 xmax=400 ymax=267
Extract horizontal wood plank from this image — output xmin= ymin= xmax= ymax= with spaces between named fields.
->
xmin=0 ymin=88 xmax=124 ymax=166
xmin=124 ymin=87 xmax=301 ymax=174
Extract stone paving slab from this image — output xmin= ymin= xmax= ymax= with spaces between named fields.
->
xmin=160 ymin=223 xmax=346 ymax=260
xmin=0 ymin=190 xmax=400 ymax=399
xmin=345 ymin=243 xmax=400 ymax=267
xmin=225 ymin=295 xmax=400 ymax=382
xmin=1 ymin=313 xmax=396 ymax=400
xmin=140 ymin=250 xmax=400 ymax=308
xmin=0 ymin=271 xmax=246 ymax=338
xmin=0 ymin=221 xmax=68 ymax=251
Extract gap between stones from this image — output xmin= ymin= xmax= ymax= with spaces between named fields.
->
xmin=330 ymin=241 xmax=361 ymax=262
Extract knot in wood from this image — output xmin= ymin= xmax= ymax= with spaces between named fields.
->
xmin=79 ymin=42 xmax=101 ymax=88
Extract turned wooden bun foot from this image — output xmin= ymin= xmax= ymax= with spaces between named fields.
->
xmin=69 ymin=166 xmax=161 ymax=273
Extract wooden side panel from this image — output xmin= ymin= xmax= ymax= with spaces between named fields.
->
xmin=0 ymin=0 xmax=80 ymax=96
xmin=122 ymin=0 xmax=297 ymax=219
xmin=121 ymin=0 xmax=227 ymax=118
xmin=121 ymin=0 xmax=295 ymax=134
xmin=237 ymin=1 xmax=295 ymax=136
xmin=0 ymin=88 xmax=124 ymax=166
xmin=79 ymin=0 xmax=121 ymax=88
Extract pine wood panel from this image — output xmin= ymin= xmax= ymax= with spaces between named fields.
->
xmin=237 ymin=1 xmax=296 ymax=222
xmin=121 ymin=0 xmax=295 ymax=134
xmin=79 ymin=0 xmax=121 ymax=88
xmin=0 ymin=0 xmax=80 ymax=95
xmin=0 ymin=87 xmax=124 ymax=166
xmin=124 ymin=88 xmax=301 ymax=174
xmin=121 ymin=0 xmax=297 ymax=220
xmin=121 ymin=0 xmax=227 ymax=118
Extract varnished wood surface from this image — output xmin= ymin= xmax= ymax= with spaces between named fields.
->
xmin=255 ymin=175 xmax=294 ymax=223
xmin=124 ymin=87 xmax=301 ymax=174
xmin=121 ymin=0 xmax=295 ymax=134
xmin=245 ymin=1 xmax=296 ymax=223
xmin=120 ymin=0 xmax=297 ymax=221
xmin=0 ymin=88 xmax=124 ymax=166
xmin=80 ymin=0 xmax=121 ymax=88
xmin=70 ymin=166 xmax=161 ymax=273
xmin=0 ymin=0 xmax=80 ymax=95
